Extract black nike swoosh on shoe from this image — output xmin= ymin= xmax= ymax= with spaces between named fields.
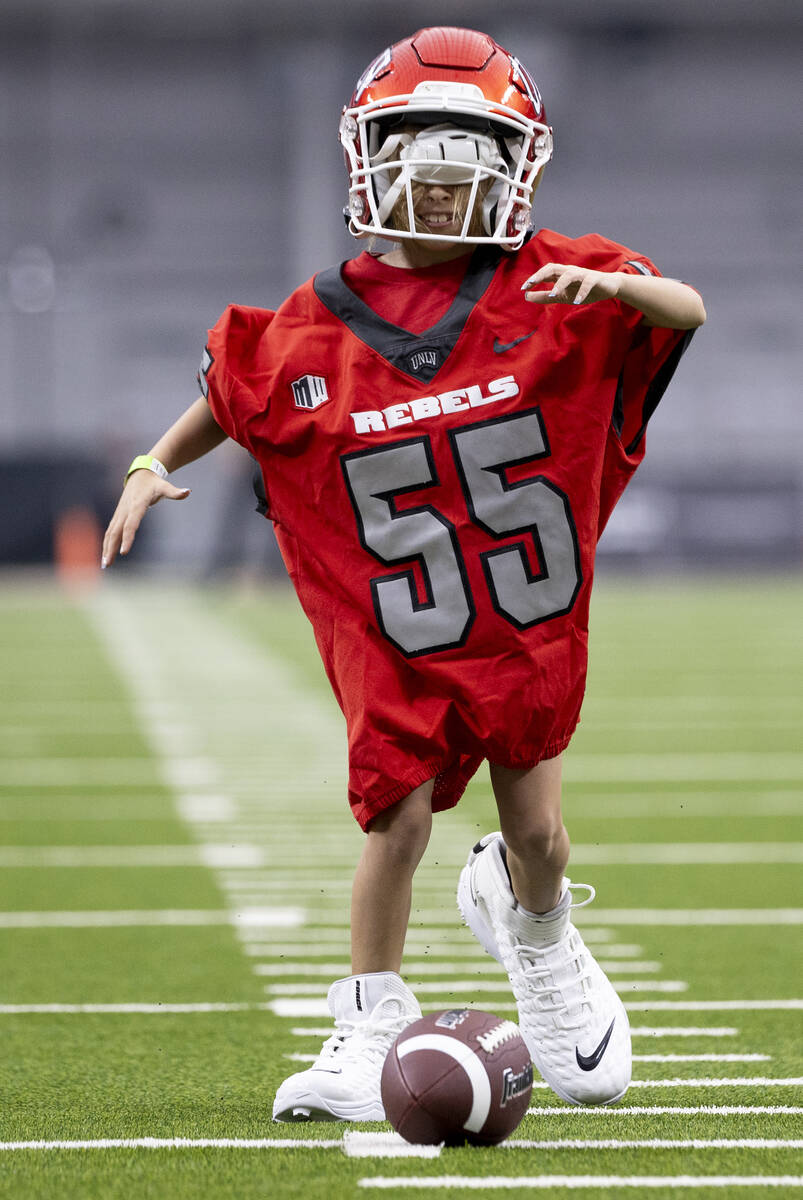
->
xmin=575 ymin=1018 xmax=616 ymax=1072
xmin=493 ymin=332 xmax=535 ymax=354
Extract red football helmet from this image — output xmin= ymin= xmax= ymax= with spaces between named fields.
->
xmin=340 ymin=27 xmax=553 ymax=248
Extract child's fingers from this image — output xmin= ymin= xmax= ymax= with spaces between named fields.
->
xmin=572 ymin=277 xmax=596 ymax=305
xmin=521 ymin=262 xmax=562 ymax=290
xmin=101 ymin=480 xmax=191 ymax=567
xmin=101 ymin=523 xmax=120 ymax=569
xmin=547 ymin=269 xmax=579 ymax=300
xmin=523 ymin=265 xmax=614 ymax=306
xmin=524 ymin=266 xmax=583 ymax=301
xmin=119 ymin=502 xmax=149 ymax=556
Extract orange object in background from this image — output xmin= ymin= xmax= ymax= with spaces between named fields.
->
xmin=54 ymin=506 xmax=101 ymax=584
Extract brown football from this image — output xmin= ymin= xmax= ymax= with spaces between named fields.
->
xmin=380 ymin=1008 xmax=533 ymax=1145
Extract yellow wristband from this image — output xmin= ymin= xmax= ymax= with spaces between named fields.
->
xmin=124 ymin=455 xmax=168 ymax=485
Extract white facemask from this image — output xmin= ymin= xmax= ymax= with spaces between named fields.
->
xmin=373 ymin=125 xmax=508 ymax=233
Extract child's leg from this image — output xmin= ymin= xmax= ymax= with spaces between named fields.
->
xmin=489 ymin=755 xmax=568 ymax=913
xmin=350 ymin=778 xmax=434 ymax=973
xmin=460 ymin=752 xmax=631 ymax=1105
xmin=272 ymin=781 xmax=432 ymax=1121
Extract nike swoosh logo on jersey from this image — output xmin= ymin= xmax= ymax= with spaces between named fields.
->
xmin=493 ymin=332 xmax=535 ymax=354
xmin=575 ymin=1018 xmax=616 ymax=1072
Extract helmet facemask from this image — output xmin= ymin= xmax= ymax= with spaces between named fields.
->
xmin=371 ymin=125 xmax=505 ymax=241
xmin=340 ymin=81 xmax=552 ymax=248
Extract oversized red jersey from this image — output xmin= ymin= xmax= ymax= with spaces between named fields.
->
xmin=200 ymin=229 xmax=693 ymax=829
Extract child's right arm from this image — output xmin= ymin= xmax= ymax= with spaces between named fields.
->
xmin=101 ymin=396 xmax=228 ymax=568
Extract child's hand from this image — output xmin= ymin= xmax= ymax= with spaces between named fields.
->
xmin=522 ymin=263 xmax=622 ymax=307
xmin=101 ymin=471 xmax=190 ymax=569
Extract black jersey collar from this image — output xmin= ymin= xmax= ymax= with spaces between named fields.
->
xmin=312 ymin=246 xmax=503 ymax=383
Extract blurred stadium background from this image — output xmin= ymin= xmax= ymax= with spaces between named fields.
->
xmin=1 ymin=0 xmax=800 ymax=577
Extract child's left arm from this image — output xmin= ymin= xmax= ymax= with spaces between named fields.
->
xmin=522 ymin=262 xmax=706 ymax=329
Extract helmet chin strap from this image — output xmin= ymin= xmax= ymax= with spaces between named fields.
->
xmin=373 ymin=125 xmax=508 ymax=233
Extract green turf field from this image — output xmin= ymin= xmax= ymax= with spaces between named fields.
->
xmin=0 ymin=575 xmax=801 ymax=1199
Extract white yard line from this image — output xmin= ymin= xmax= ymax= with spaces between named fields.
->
xmin=219 ymin=878 xmax=351 ymax=891
xmin=286 ymin=1053 xmax=768 ymax=1066
xmin=266 ymin=980 xmax=690 ymax=995
xmin=269 ymin=998 xmax=345 ymax=1017
xmin=256 ymin=909 xmax=803 ymax=926
xmin=568 ymin=844 xmax=803 ymax=865
xmin=0 ymin=1003 xmax=275 ymax=1014
xmin=342 ymin=1132 xmax=442 ymax=1159
xmin=557 ymin=792 xmax=802 ymax=818
xmin=629 ymin=1028 xmax=738 ymax=1039
xmin=631 ymin=1055 xmax=770 ymax=1063
xmin=241 ymin=942 xmax=643 ymax=957
xmin=359 ymin=1176 xmax=803 ymax=1190
xmin=625 ymin=1001 xmax=803 ymax=1012
xmin=289 ymin=1025 xmax=350 ymax=1037
xmin=531 ymin=1078 xmax=803 ymax=1090
xmin=502 ymin=1139 xmax=802 ymax=1149
xmin=0 ymin=846 xmax=267 ymax=868
xmin=1 ymin=759 xmax=166 ymax=785
xmin=235 ymin=927 xmax=619 ymax=944
xmin=529 ymin=1106 xmax=803 ymax=1116
xmin=252 ymin=961 xmax=662 ymax=976
xmin=241 ymin=943 xmax=488 ymax=956
xmin=573 ymin=718 xmax=800 ymax=732
xmin=1 ymin=1135 xmax=797 ymax=1156
xmin=563 ymin=752 xmax=803 ymax=782
xmin=0 ymin=1138 xmax=342 ymax=1151
xmin=0 ymin=800 xmax=176 ymax=822
xmin=175 ymin=795 xmax=237 ymax=822
xmin=84 ymin=586 xmax=354 ymax=922
xmin=578 ymin=910 xmax=803 ymax=926
xmin=267 ymin=998 xmax=803 ymax=1018
xmin=0 ymin=909 xmax=230 ymax=928
xmin=584 ymin=697 xmax=801 ymax=712
xmin=0 ymin=907 xmax=304 ymax=928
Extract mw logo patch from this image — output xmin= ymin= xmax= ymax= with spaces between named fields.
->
xmin=291 ymin=374 xmax=330 ymax=411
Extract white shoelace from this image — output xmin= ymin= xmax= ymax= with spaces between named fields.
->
xmin=509 ymin=924 xmax=598 ymax=1033
xmin=313 ymin=1000 xmax=415 ymax=1071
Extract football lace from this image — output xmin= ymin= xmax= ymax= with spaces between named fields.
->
xmin=475 ymin=1019 xmax=521 ymax=1053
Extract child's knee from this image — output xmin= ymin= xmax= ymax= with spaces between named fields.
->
xmin=505 ymin=817 xmax=568 ymax=867
xmin=366 ymin=784 xmax=433 ymax=864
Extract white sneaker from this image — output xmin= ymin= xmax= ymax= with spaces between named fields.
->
xmin=272 ymin=971 xmax=421 ymax=1121
xmin=457 ymin=832 xmax=631 ymax=1106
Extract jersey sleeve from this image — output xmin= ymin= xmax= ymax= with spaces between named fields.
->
xmin=197 ymin=304 xmax=276 ymax=456
xmin=598 ymin=252 xmax=696 ymax=535
xmin=612 ymin=258 xmax=695 ymax=452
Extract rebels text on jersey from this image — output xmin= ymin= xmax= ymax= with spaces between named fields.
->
xmin=201 ymin=230 xmax=693 ymax=828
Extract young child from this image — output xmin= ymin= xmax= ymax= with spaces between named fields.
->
xmin=102 ymin=26 xmax=705 ymax=1120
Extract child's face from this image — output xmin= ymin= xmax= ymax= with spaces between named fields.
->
xmin=412 ymin=182 xmax=467 ymax=239
xmin=389 ymin=178 xmax=491 ymax=243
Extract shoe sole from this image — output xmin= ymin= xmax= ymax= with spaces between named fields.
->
xmin=273 ymin=1091 xmax=385 ymax=1122
xmin=456 ymin=836 xmax=505 ymax=964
